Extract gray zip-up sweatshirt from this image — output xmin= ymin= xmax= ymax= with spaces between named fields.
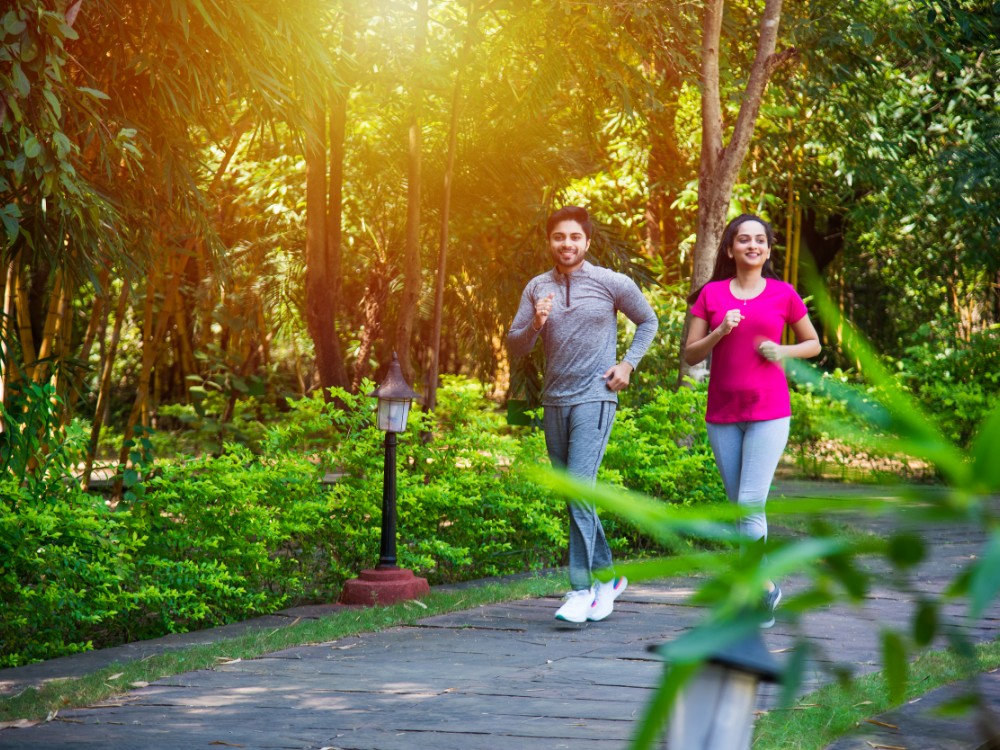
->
xmin=508 ymin=261 xmax=658 ymax=406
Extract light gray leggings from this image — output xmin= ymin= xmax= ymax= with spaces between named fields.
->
xmin=544 ymin=401 xmax=617 ymax=590
xmin=706 ymin=417 xmax=790 ymax=547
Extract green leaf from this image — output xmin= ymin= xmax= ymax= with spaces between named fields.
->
xmin=77 ymin=86 xmax=110 ymax=101
xmin=23 ymin=135 xmax=41 ymax=158
xmin=881 ymin=629 xmax=907 ymax=704
xmin=888 ymin=533 xmax=925 ymax=569
xmin=42 ymin=88 xmax=62 ymax=119
xmin=969 ymin=530 xmax=1000 ymax=619
xmin=0 ymin=202 xmax=20 ymax=243
xmin=3 ymin=12 xmax=27 ymax=36
xmin=913 ymin=598 xmax=937 ymax=647
xmin=11 ymin=61 xmax=29 ymax=97
xmin=971 ymin=401 xmax=1000 ymax=493
xmin=52 ymin=131 xmax=71 ymax=159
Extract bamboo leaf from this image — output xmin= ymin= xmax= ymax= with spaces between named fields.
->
xmin=969 ymin=529 xmax=1000 ymax=619
xmin=881 ymin=629 xmax=908 ymax=704
xmin=971 ymin=401 xmax=1000 ymax=493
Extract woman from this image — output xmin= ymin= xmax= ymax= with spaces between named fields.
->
xmin=685 ymin=213 xmax=821 ymax=627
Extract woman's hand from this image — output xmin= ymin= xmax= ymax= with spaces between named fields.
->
xmin=719 ymin=308 xmax=744 ymax=335
xmin=758 ymin=340 xmax=784 ymax=362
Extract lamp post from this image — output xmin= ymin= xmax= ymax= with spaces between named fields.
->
xmin=340 ymin=353 xmax=430 ymax=606
xmin=652 ymin=629 xmax=783 ymax=749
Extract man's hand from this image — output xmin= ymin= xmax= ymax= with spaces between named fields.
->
xmin=602 ymin=362 xmax=634 ymax=392
xmin=533 ymin=292 xmax=555 ymax=331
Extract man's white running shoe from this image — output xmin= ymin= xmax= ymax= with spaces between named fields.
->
xmin=588 ymin=576 xmax=628 ymax=621
xmin=555 ymin=588 xmax=596 ymax=623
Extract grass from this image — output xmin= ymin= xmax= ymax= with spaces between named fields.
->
xmin=753 ymin=639 xmax=1000 ymax=750
xmin=0 ymin=573 xmax=565 ymax=724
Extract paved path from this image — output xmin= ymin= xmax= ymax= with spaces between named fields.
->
xmin=2 ymin=488 xmax=999 ymax=749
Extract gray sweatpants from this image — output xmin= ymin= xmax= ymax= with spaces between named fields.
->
xmin=543 ymin=401 xmax=617 ymax=590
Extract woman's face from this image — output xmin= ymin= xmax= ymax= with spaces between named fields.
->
xmin=728 ymin=220 xmax=770 ymax=268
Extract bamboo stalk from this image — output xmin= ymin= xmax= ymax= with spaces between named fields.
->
xmin=82 ymin=278 xmax=130 ymax=490
xmin=1 ymin=255 xmax=16 ymax=426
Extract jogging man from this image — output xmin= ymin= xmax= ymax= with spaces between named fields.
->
xmin=508 ymin=205 xmax=658 ymax=622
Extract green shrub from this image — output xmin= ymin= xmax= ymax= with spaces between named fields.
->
xmin=0 ymin=386 xmax=144 ymax=667
xmin=894 ymin=324 xmax=1000 ymax=448
xmin=604 ymin=381 xmax=723 ymax=505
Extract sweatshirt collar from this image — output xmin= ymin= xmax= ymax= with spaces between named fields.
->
xmin=550 ymin=259 xmax=594 ymax=280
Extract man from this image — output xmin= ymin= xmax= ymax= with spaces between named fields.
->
xmin=508 ymin=206 xmax=658 ymax=622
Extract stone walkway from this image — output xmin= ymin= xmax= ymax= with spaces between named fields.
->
xmin=1 ymin=488 xmax=999 ymax=749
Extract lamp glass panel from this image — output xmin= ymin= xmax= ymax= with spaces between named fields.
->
xmin=377 ymin=398 xmax=411 ymax=433
xmin=667 ymin=664 xmax=758 ymax=750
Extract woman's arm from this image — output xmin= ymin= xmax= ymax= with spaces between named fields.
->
xmin=684 ymin=310 xmax=743 ymax=366
xmin=757 ymin=314 xmax=822 ymax=362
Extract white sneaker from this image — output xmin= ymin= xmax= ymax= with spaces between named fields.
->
xmin=588 ymin=576 xmax=628 ymax=621
xmin=555 ymin=588 xmax=596 ymax=623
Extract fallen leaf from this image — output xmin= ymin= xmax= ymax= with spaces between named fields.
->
xmin=853 ymin=700 xmax=874 ymax=707
xmin=107 ymin=673 xmax=124 ymax=680
xmin=129 ymin=681 xmax=149 ymax=688
xmin=45 ymin=711 xmax=58 ymax=722
xmin=331 ymin=643 xmax=359 ymax=651
xmin=865 ymin=718 xmax=898 ymax=730
xmin=208 ymin=742 xmax=245 ymax=747
xmin=0 ymin=720 xmax=39 ymax=730
xmin=405 ymin=600 xmax=428 ymax=609
xmin=865 ymin=742 xmax=906 ymax=750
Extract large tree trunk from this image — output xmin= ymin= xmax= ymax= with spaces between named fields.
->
xmin=678 ymin=0 xmax=797 ymax=382
xmin=304 ymin=98 xmax=346 ymax=396
xmin=426 ymin=0 xmax=478 ymax=413
xmin=394 ymin=0 xmax=428 ymax=384
xmin=645 ymin=63 xmax=685 ymax=286
xmin=325 ymin=4 xmax=358 ymax=392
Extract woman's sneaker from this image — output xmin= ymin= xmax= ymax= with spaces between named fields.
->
xmin=761 ymin=584 xmax=782 ymax=629
xmin=555 ymin=588 xmax=596 ymax=623
xmin=588 ymin=576 xmax=628 ymax=621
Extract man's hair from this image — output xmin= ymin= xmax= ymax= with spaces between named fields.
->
xmin=546 ymin=205 xmax=592 ymax=240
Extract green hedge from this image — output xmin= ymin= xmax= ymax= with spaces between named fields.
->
xmin=1 ymin=378 xmax=720 ymax=668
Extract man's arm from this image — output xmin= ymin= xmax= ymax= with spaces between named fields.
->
xmin=507 ymin=284 xmax=544 ymax=358
xmin=617 ymin=277 xmax=658 ymax=370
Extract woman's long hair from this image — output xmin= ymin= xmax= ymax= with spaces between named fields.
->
xmin=686 ymin=213 xmax=781 ymax=304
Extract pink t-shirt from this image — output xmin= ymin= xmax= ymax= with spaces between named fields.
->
xmin=691 ymin=278 xmax=808 ymax=423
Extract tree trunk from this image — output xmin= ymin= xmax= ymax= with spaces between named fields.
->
xmin=426 ymin=0 xmax=478 ymax=413
xmin=394 ymin=0 xmax=428 ymax=384
xmin=304 ymin=97 xmax=346 ymax=396
xmin=325 ymin=5 xmax=358 ymax=392
xmin=678 ymin=0 xmax=797 ymax=382
xmin=645 ymin=63 xmax=684 ymax=285
xmin=352 ymin=260 xmax=390 ymax=392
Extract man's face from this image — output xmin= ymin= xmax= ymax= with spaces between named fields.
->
xmin=548 ymin=219 xmax=590 ymax=273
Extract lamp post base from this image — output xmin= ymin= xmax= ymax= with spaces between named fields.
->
xmin=339 ymin=567 xmax=430 ymax=606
